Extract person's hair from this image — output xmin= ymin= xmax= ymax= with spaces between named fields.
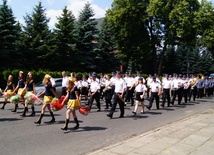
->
xmin=7 ymin=75 xmax=13 ymax=85
xmin=26 ymin=72 xmax=32 ymax=83
xmin=67 ymin=80 xmax=75 ymax=92
xmin=42 ymin=77 xmax=51 ymax=86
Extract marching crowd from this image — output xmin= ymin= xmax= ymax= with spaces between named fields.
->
xmin=0 ymin=70 xmax=214 ymax=131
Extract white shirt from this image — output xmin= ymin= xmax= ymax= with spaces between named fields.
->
xmin=110 ymin=76 xmax=117 ymax=85
xmin=81 ymin=80 xmax=89 ymax=88
xmin=150 ymin=81 xmax=161 ymax=93
xmin=100 ymin=77 xmax=106 ymax=87
xmin=62 ymin=76 xmax=69 ymax=87
xmin=90 ymin=80 xmax=100 ymax=92
xmin=50 ymin=78 xmax=56 ymax=87
xmin=162 ymin=79 xmax=171 ymax=89
xmin=75 ymin=81 xmax=82 ymax=89
xmin=171 ymin=78 xmax=183 ymax=89
xmin=135 ymin=84 xmax=147 ymax=92
xmin=146 ymin=77 xmax=153 ymax=87
xmin=105 ymin=80 xmax=113 ymax=89
xmin=125 ymin=77 xmax=135 ymax=87
xmin=135 ymin=76 xmax=145 ymax=84
xmin=114 ymin=78 xmax=126 ymax=93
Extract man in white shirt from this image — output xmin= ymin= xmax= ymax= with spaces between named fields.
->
xmin=161 ymin=74 xmax=171 ymax=107
xmin=171 ymin=74 xmax=183 ymax=105
xmin=146 ymin=76 xmax=161 ymax=110
xmin=89 ymin=73 xmax=101 ymax=111
xmin=107 ymin=71 xmax=127 ymax=118
xmin=61 ymin=71 xmax=68 ymax=96
xmin=124 ymin=72 xmax=135 ymax=106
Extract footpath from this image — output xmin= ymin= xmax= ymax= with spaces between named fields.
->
xmin=88 ymin=101 xmax=214 ymax=155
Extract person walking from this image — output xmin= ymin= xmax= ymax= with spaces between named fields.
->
xmin=107 ymin=71 xmax=127 ymax=118
xmin=161 ymin=74 xmax=171 ymax=107
xmin=146 ymin=76 xmax=161 ymax=110
xmin=61 ymin=71 xmax=69 ymax=96
xmin=20 ymin=72 xmax=36 ymax=117
xmin=1 ymin=75 xmax=15 ymax=109
xmin=88 ymin=73 xmax=101 ymax=111
xmin=61 ymin=78 xmax=81 ymax=131
xmin=132 ymin=77 xmax=147 ymax=114
xmin=34 ymin=74 xmax=58 ymax=125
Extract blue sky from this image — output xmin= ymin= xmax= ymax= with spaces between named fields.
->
xmin=1 ymin=0 xmax=113 ymax=28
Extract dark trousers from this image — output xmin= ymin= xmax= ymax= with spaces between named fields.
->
xmin=189 ymin=87 xmax=197 ymax=101
xmin=148 ymin=92 xmax=159 ymax=109
xmin=197 ymin=88 xmax=203 ymax=98
xmin=172 ymin=88 xmax=182 ymax=105
xmin=109 ymin=93 xmax=124 ymax=117
xmin=183 ymin=89 xmax=188 ymax=103
xmin=125 ymin=87 xmax=134 ymax=105
xmin=162 ymin=89 xmax=170 ymax=107
xmin=89 ymin=92 xmax=100 ymax=110
xmin=100 ymin=86 xmax=105 ymax=99
xmin=105 ymin=89 xmax=112 ymax=108
xmin=61 ymin=87 xmax=67 ymax=96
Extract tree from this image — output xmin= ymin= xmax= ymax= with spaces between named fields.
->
xmin=0 ymin=0 xmax=20 ymax=70
xmin=52 ymin=6 xmax=77 ymax=71
xmin=21 ymin=2 xmax=51 ymax=70
xmin=146 ymin=0 xmax=200 ymax=75
xmin=107 ymin=0 xmax=151 ymax=73
xmin=76 ymin=2 xmax=99 ymax=72
xmin=95 ymin=17 xmax=120 ymax=72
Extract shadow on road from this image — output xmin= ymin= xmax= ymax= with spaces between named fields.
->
xmin=63 ymin=126 xmax=107 ymax=133
xmin=0 ymin=118 xmax=22 ymax=122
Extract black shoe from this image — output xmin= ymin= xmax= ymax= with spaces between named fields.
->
xmin=97 ymin=109 xmax=101 ymax=112
xmin=49 ymin=118 xmax=55 ymax=123
xmin=161 ymin=104 xmax=164 ymax=107
xmin=61 ymin=126 xmax=68 ymax=131
xmin=105 ymin=107 xmax=109 ymax=109
xmin=107 ymin=114 xmax=112 ymax=119
xmin=119 ymin=115 xmax=124 ymax=118
xmin=146 ymin=106 xmax=151 ymax=110
xmin=1 ymin=106 xmax=4 ymax=110
xmin=11 ymin=108 xmax=17 ymax=112
xmin=29 ymin=112 xmax=35 ymax=116
xmin=34 ymin=120 xmax=41 ymax=125
xmin=132 ymin=111 xmax=136 ymax=115
xmin=20 ymin=113 xmax=26 ymax=117
xmin=73 ymin=124 xmax=79 ymax=130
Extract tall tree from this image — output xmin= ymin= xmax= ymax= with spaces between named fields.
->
xmin=146 ymin=0 xmax=200 ymax=75
xmin=76 ymin=2 xmax=99 ymax=72
xmin=52 ymin=6 xmax=77 ymax=71
xmin=21 ymin=2 xmax=51 ymax=70
xmin=107 ymin=0 xmax=151 ymax=73
xmin=0 ymin=0 xmax=20 ymax=70
xmin=95 ymin=17 xmax=119 ymax=72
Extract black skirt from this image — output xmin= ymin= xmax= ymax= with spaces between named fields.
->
xmin=135 ymin=92 xmax=144 ymax=101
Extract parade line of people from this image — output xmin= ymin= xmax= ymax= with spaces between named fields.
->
xmin=0 ymin=71 xmax=214 ymax=131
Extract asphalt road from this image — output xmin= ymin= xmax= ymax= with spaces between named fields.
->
xmin=0 ymin=96 xmax=214 ymax=155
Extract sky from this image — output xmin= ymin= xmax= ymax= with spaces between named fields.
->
xmin=1 ymin=0 xmax=114 ymax=28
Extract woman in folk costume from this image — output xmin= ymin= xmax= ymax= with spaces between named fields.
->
xmin=34 ymin=74 xmax=57 ymax=125
xmin=1 ymin=75 xmax=15 ymax=110
xmin=61 ymin=77 xmax=81 ymax=131
xmin=20 ymin=72 xmax=36 ymax=117
xmin=132 ymin=77 xmax=147 ymax=115
xmin=11 ymin=71 xmax=26 ymax=112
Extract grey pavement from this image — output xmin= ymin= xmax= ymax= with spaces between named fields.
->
xmin=88 ymin=105 xmax=214 ymax=155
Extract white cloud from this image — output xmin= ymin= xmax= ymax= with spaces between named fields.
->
xmin=46 ymin=0 xmax=55 ymax=5
xmin=46 ymin=0 xmax=107 ymax=29
xmin=66 ymin=0 xmax=106 ymax=18
xmin=46 ymin=9 xmax=62 ymax=28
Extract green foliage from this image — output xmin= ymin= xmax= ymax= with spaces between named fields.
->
xmin=0 ymin=0 xmax=21 ymax=70
xmin=76 ymin=2 xmax=99 ymax=72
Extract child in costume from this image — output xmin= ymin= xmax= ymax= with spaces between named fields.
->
xmin=11 ymin=71 xmax=26 ymax=112
xmin=1 ymin=75 xmax=15 ymax=109
xmin=20 ymin=72 xmax=36 ymax=117
xmin=61 ymin=77 xmax=81 ymax=131
xmin=34 ymin=74 xmax=57 ymax=124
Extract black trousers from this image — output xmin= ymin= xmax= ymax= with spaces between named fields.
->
xmin=100 ymin=86 xmax=105 ymax=99
xmin=89 ymin=92 xmax=100 ymax=110
xmin=61 ymin=87 xmax=67 ymax=96
xmin=162 ymin=89 xmax=170 ymax=107
xmin=172 ymin=88 xmax=182 ymax=105
xmin=197 ymin=88 xmax=203 ymax=98
xmin=183 ymin=89 xmax=188 ymax=103
xmin=125 ymin=87 xmax=134 ymax=105
xmin=148 ymin=92 xmax=159 ymax=109
xmin=109 ymin=93 xmax=124 ymax=117
xmin=189 ymin=87 xmax=197 ymax=101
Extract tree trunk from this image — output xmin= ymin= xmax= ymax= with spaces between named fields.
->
xmin=158 ymin=43 xmax=167 ymax=76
